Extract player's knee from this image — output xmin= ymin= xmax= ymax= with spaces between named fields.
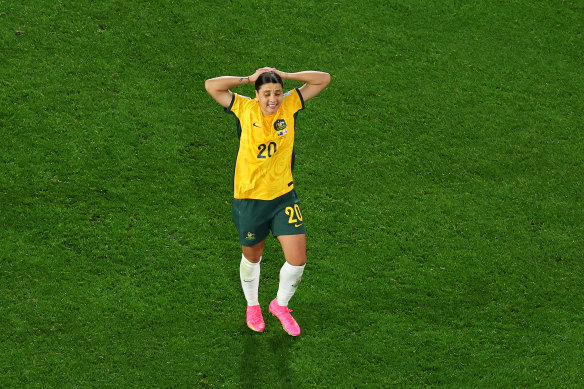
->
xmin=242 ymin=244 xmax=263 ymax=263
xmin=286 ymin=256 xmax=307 ymax=266
xmin=242 ymin=252 xmax=261 ymax=263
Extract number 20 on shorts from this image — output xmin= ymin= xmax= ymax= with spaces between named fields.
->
xmin=285 ymin=204 xmax=303 ymax=225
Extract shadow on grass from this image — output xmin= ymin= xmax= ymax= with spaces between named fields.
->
xmin=240 ymin=326 xmax=298 ymax=388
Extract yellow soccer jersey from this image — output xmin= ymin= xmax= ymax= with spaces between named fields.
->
xmin=225 ymin=88 xmax=305 ymax=200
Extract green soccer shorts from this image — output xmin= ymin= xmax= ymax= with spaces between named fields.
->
xmin=232 ymin=189 xmax=306 ymax=246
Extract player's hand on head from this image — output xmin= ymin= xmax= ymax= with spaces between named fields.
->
xmin=270 ymin=68 xmax=286 ymax=79
xmin=249 ymin=67 xmax=277 ymax=82
xmin=249 ymin=68 xmax=267 ymax=83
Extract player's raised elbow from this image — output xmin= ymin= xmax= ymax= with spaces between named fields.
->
xmin=316 ymin=72 xmax=331 ymax=87
xmin=205 ymin=78 xmax=222 ymax=100
xmin=204 ymin=79 xmax=213 ymax=94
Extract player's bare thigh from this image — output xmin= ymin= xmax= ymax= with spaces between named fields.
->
xmin=278 ymin=234 xmax=307 ymax=266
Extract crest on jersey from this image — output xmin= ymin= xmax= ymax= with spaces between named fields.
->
xmin=274 ymin=119 xmax=288 ymax=136
xmin=274 ymin=119 xmax=287 ymax=132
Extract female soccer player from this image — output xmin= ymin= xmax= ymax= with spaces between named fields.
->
xmin=205 ymin=67 xmax=330 ymax=335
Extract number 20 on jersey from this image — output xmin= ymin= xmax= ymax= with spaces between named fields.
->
xmin=257 ymin=142 xmax=277 ymax=159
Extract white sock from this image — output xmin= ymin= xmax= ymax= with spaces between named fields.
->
xmin=276 ymin=262 xmax=305 ymax=307
xmin=240 ymin=254 xmax=261 ymax=306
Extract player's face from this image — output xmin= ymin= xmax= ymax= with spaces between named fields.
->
xmin=256 ymin=83 xmax=283 ymax=115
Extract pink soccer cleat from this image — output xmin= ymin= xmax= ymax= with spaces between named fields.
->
xmin=269 ymin=298 xmax=301 ymax=336
xmin=246 ymin=305 xmax=265 ymax=332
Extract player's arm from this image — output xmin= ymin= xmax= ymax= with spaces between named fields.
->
xmin=205 ymin=68 xmax=272 ymax=107
xmin=273 ymin=70 xmax=331 ymax=102
xmin=204 ymin=76 xmax=247 ymax=108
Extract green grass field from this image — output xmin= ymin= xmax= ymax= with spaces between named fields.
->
xmin=1 ymin=0 xmax=583 ymax=387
